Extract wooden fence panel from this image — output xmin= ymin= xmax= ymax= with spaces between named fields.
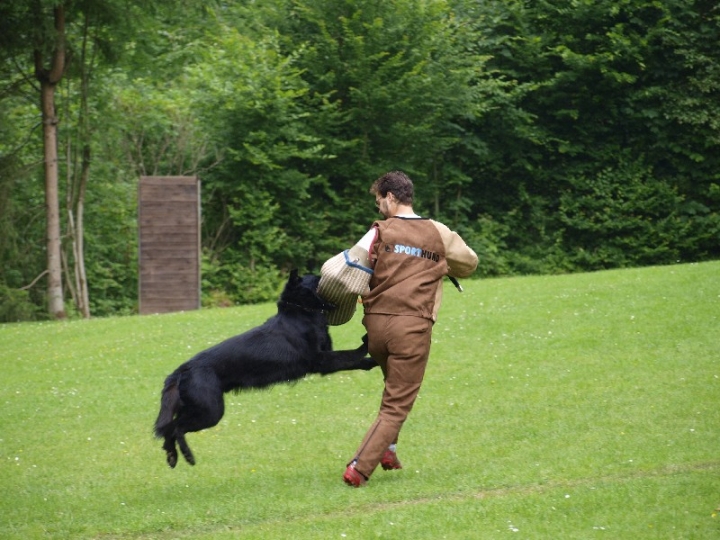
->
xmin=138 ymin=176 xmax=201 ymax=314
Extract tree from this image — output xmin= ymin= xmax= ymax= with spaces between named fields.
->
xmin=453 ymin=0 xmax=720 ymax=271
xmin=182 ymin=23 xmax=331 ymax=302
xmin=33 ymin=3 xmax=69 ymax=318
xmin=0 ymin=0 xmax=205 ymax=318
xmin=275 ymin=0 xmax=491 ymax=226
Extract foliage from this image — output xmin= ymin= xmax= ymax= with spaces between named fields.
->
xmin=278 ymin=0 xmax=492 ymax=226
xmin=185 ymin=25 xmax=336 ymax=300
xmin=559 ymin=156 xmax=691 ymax=268
xmin=0 ymin=285 xmax=42 ymax=323
xmin=0 ymin=0 xmax=719 ymax=319
xmin=82 ymin=173 xmax=139 ymax=316
xmin=201 ymin=249 xmax=284 ymax=305
xmin=0 ymin=153 xmax=47 ymax=319
xmin=455 ymin=0 xmax=720 ymax=272
xmin=461 ymin=214 xmax=512 ymax=277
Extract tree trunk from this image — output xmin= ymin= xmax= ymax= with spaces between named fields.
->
xmin=35 ymin=5 xmax=68 ymax=319
xmin=41 ymin=79 xmax=66 ymax=319
xmin=68 ymin=11 xmax=92 ymax=318
xmin=75 ymin=145 xmax=91 ymax=318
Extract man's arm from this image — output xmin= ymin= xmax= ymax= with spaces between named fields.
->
xmin=431 ymin=220 xmax=478 ymax=278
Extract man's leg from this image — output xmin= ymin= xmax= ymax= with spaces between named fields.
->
xmin=352 ymin=315 xmax=432 ymax=479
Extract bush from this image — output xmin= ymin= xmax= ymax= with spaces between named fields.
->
xmin=463 ymin=215 xmax=512 ymax=277
xmin=558 ymin=160 xmax=690 ymax=270
xmin=201 ymin=253 xmax=284 ymax=306
xmin=0 ymin=284 xmax=43 ymax=322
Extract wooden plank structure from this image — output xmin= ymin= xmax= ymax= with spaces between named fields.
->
xmin=138 ymin=176 xmax=201 ymax=314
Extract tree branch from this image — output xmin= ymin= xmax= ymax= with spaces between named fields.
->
xmin=20 ymin=270 xmax=49 ymax=291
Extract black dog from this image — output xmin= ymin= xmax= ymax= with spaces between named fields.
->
xmin=154 ymin=270 xmax=376 ymax=468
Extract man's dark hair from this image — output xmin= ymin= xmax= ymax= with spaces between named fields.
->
xmin=370 ymin=171 xmax=414 ymax=205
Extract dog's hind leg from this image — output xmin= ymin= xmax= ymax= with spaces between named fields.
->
xmin=162 ymin=434 xmax=179 ymax=468
xmin=157 ymin=418 xmax=179 ymax=467
xmin=173 ymin=387 xmax=225 ymax=466
xmin=173 ymin=400 xmax=224 ymax=466
xmin=175 ymin=431 xmax=195 ymax=466
xmin=156 ymin=371 xmax=185 ymax=468
xmin=162 ymin=410 xmax=198 ymax=466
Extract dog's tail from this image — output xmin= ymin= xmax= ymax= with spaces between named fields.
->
xmin=154 ymin=371 xmax=181 ymax=438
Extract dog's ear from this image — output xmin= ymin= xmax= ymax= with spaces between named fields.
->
xmin=289 ymin=268 xmax=299 ymax=282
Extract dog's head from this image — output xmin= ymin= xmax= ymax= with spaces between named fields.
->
xmin=279 ymin=269 xmax=336 ymax=313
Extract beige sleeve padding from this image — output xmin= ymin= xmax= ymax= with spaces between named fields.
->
xmin=431 ymin=220 xmax=479 ymax=278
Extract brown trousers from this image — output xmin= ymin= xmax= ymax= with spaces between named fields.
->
xmin=353 ymin=314 xmax=433 ymax=478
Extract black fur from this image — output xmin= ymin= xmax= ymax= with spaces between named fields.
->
xmin=154 ymin=270 xmax=376 ymax=468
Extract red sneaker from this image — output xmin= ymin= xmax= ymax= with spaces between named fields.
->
xmin=380 ymin=450 xmax=403 ymax=470
xmin=343 ymin=464 xmax=368 ymax=487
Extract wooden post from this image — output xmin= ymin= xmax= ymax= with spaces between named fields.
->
xmin=138 ymin=176 xmax=201 ymax=314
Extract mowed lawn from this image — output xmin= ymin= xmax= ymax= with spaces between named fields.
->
xmin=1 ymin=261 xmax=718 ymax=539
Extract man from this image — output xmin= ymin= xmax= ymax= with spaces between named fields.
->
xmin=343 ymin=170 xmax=478 ymax=487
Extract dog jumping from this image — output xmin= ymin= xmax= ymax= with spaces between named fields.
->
xmin=154 ymin=270 xmax=376 ymax=468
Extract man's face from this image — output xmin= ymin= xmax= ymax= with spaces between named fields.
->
xmin=375 ymin=192 xmax=394 ymax=218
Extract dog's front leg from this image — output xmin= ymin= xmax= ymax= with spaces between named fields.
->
xmin=314 ymin=348 xmax=377 ymax=375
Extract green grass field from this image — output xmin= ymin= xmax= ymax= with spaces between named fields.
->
xmin=1 ymin=261 xmax=719 ymax=539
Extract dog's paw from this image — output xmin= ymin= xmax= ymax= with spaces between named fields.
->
xmin=181 ymin=450 xmax=196 ymax=466
xmin=356 ymin=334 xmax=369 ymax=354
xmin=360 ymin=357 xmax=377 ymax=370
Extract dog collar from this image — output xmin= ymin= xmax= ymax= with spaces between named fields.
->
xmin=277 ymin=301 xmax=331 ymax=314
